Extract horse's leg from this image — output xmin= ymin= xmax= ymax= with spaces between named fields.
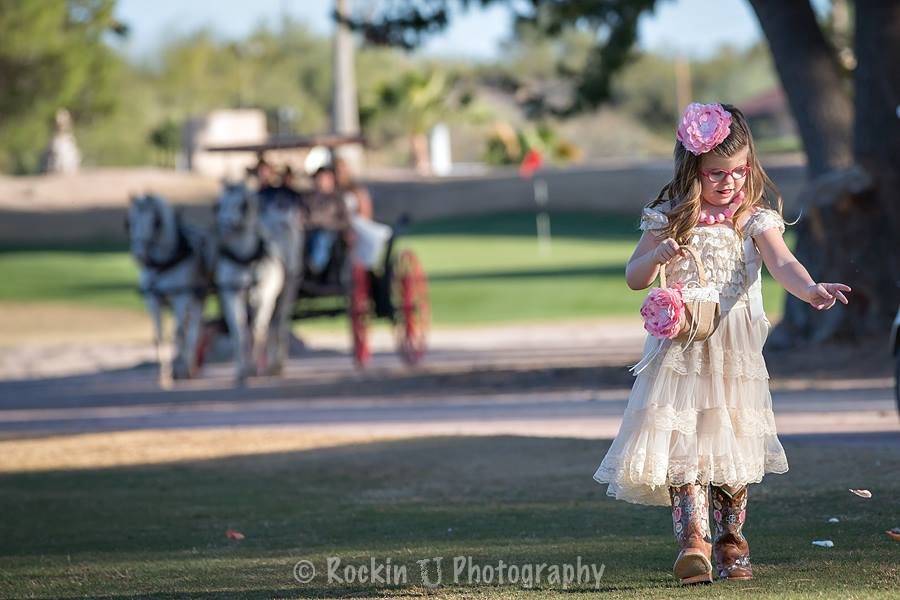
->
xmin=252 ymin=260 xmax=285 ymax=376
xmin=220 ymin=286 xmax=250 ymax=384
xmin=185 ymin=293 xmax=205 ymax=377
xmin=145 ymin=294 xmax=171 ymax=388
xmin=170 ymin=293 xmax=193 ymax=380
xmin=265 ymin=289 xmax=284 ymax=376
xmin=268 ymin=271 xmax=298 ymax=375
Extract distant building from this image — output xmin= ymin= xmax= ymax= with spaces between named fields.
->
xmin=183 ymin=109 xmax=267 ymax=179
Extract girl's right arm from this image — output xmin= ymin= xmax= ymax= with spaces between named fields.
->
xmin=625 ymin=231 xmax=684 ymax=290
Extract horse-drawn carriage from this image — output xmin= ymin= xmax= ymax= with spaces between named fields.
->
xmin=129 ymin=134 xmax=429 ymax=385
xmin=288 ymin=212 xmax=429 ymax=367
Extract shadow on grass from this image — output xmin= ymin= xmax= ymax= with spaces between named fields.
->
xmin=0 ymin=433 xmax=898 ymax=598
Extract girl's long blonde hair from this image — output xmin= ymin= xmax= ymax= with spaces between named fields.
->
xmin=647 ymin=103 xmax=784 ymax=245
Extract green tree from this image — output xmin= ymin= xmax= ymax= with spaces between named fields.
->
xmin=151 ymin=20 xmax=333 ymax=133
xmin=148 ymin=118 xmax=181 ymax=168
xmin=0 ymin=0 xmax=126 ymax=172
xmin=365 ymin=69 xmax=482 ymax=173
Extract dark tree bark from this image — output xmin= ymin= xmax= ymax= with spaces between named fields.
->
xmin=849 ymin=0 xmax=900 ymax=331
xmin=749 ymin=0 xmax=854 ymax=176
xmin=853 ymin=0 xmax=900 ymax=241
xmin=750 ymin=0 xmax=899 ymax=346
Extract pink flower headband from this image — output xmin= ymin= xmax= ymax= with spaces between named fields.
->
xmin=676 ymin=102 xmax=732 ymax=155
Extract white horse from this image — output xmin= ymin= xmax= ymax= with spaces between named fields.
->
xmin=213 ymin=182 xmax=285 ymax=383
xmin=126 ymin=194 xmax=209 ymax=385
xmin=258 ymin=186 xmax=304 ymax=375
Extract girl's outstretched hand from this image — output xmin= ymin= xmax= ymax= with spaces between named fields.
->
xmin=806 ymin=282 xmax=851 ymax=310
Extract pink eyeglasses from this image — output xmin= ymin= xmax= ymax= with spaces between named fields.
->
xmin=700 ymin=162 xmax=750 ymax=183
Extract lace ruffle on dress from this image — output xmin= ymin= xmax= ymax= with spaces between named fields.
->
xmin=592 ymin=202 xmax=790 ymax=506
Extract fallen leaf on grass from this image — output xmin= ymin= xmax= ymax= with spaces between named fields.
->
xmin=225 ymin=529 xmax=245 ymax=540
xmin=849 ymin=489 xmax=872 ymax=498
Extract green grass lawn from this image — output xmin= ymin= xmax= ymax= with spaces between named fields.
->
xmin=0 ymin=212 xmax=789 ymax=326
xmin=1 ymin=434 xmax=896 ymax=598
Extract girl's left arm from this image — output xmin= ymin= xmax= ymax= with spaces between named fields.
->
xmin=753 ymin=228 xmax=851 ymax=310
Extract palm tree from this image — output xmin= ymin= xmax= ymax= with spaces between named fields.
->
xmin=374 ymin=70 xmax=466 ymax=174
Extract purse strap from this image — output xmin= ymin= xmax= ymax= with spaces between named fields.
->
xmin=659 ymin=244 xmax=707 ymax=288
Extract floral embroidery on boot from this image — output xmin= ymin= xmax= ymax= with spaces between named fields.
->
xmin=668 ymin=483 xmax=713 ymax=585
xmin=710 ymin=484 xmax=752 ymax=580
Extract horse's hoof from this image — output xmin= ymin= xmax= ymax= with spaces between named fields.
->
xmin=265 ymin=362 xmax=284 ymax=377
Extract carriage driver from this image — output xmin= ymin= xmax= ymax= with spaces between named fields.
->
xmin=302 ymin=165 xmax=352 ymax=275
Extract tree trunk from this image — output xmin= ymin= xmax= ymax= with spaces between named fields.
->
xmin=748 ymin=0 xmax=853 ymax=176
xmin=749 ymin=0 xmax=898 ymax=346
xmin=853 ymin=0 xmax=900 ymax=247
xmin=410 ymin=132 xmax=431 ymax=175
xmin=850 ymin=0 xmax=900 ymax=328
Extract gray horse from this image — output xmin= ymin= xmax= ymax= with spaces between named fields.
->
xmin=213 ymin=182 xmax=285 ymax=383
xmin=126 ymin=194 xmax=209 ymax=385
xmin=258 ymin=185 xmax=304 ymax=375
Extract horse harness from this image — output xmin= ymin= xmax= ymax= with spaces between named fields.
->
xmin=138 ymin=225 xmax=208 ymax=300
xmin=218 ymin=238 xmax=267 ymax=266
xmin=142 ymin=225 xmax=193 ymax=272
xmin=215 ymin=237 xmax=273 ymax=292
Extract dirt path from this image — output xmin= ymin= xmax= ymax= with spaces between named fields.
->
xmin=0 ymin=317 xmax=895 ymax=449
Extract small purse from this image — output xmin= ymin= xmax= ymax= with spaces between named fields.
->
xmin=659 ymin=245 xmax=721 ymax=344
xmin=630 ymin=245 xmax=721 ymax=376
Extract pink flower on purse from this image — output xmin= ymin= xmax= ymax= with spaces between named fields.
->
xmin=676 ymin=102 xmax=732 ymax=155
xmin=640 ymin=284 xmax=685 ymax=339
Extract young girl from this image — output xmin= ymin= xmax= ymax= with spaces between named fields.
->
xmin=592 ymin=102 xmax=851 ymax=585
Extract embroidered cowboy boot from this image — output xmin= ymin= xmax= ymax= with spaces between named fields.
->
xmin=668 ymin=482 xmax=713 ymax=585
xmin=710 ymin=483 xmax=752 ymax=580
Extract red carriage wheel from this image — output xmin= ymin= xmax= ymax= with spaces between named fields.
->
xmin=393 ymin=249 xmax=430 ymax=365
xmin=349 ymin=260 xmax=371 ymax=367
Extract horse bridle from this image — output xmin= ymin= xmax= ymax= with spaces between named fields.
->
xmin=142 ymin=225 xmax=193 ymax=272
xmin=135 ymin=202 xmax=194 ymax=273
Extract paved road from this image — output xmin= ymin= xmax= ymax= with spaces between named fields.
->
xmin=1 ymin=335 xmax=896 ymax=440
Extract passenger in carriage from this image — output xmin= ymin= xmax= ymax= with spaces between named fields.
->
xmin=278 ymin=166 xmax=304 ymax=206
xmin=334 ymin=157 xmax=393 ymax=270
xmin=249 ymin=158 xmax=299 ymax=214
xmin=302 ymin=165 xmax=352 ymax=275
xmin=249 ymin=157 xmax=277 ymax=194
xmin=334 ymin=157 xmax=373 ymax=218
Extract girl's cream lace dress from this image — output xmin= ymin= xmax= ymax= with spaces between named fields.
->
xmin=593 ymin=202 xmax=790 ymax=506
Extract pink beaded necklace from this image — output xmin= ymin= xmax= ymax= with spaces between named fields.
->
xmin=698 ymin=190 xmax=744 ymax=225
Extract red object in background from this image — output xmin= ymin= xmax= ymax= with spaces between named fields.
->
xmin=519 ymin=149 xmax=543 ymax=178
